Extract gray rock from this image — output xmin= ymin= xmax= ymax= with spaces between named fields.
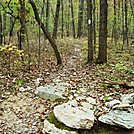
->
xmin=121 ymin=93 xmax=134 ymax=104
xmin=42 ymin=120 xmax=77 ymax=134
xmin=35 ymin=82 xmax=70 ymax=101
xmin=105 ymin=100 xmax=121 ymax=108
xmin=19 ymin=86 xmax=32 ymax=92
xmin=54 ymin=100 xmax=95 ymax=129
xmin=99 ymin=109 xmax=134 ymax=129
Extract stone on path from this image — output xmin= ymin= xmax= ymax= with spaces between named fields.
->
xmin=98 ymin=109 xmax=134 ymax=129
xmin=54 ymin=99 xmax=95 ymax=129
xmin=42 ymin=120 xmax=77 ymax=134
xmin=35 ymin=82 xmax=70 ymax=101
xmin=99 ymin=93 xmax=134 ymax=129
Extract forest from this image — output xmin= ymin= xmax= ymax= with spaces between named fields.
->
xmin=0 ymin=0 xmax=134 ymax=134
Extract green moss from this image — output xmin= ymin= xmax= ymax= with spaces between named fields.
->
xmin=47 ymin=112 xmax=75 ymax=131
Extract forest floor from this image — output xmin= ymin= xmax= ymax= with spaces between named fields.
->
xmin=0 ymin=38 xmax=134 ymax=133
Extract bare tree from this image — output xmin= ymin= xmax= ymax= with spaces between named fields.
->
xmin=29 ymin=0 xmax=62 ymax=65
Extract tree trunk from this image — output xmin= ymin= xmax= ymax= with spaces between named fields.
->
xmin=87 ymin=0 xmax=93 ymax=65
xmin=124 ymin=0 xmax=129 ymax=46
xmin=61 ymin=0 xmax=64 ymax=38
xmin=29 ymin=0 xmax=62 ymax=65
xmin=46 ymin=0 xmax=50 ymax=33
xmin=122 ymin=0 xmax=125 ymax=49
xmin=96 ymin=0 xmax=108 ymax=64
xmin=3 ymin=12 xmax=7 ymax=44
xmin=112 ymin=0 xmax=117 ymax=45
xmin=66 ymin=1 xmax=70 ymax=37
xmin=70 ymin=0 xmax=75 ymax=38
xmin=77 ymin=0 xmax=84 ymax=38
xmin=0 ymin=8 xmax=2 ymax=45
xmin=93 ymin=0 xmax=96 ymax=46
xmin=53 ymin=0 xmax=60 ymax=39
xmin=18 ymin=0 xmax=26 ymax=50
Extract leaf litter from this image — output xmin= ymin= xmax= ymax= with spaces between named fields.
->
xmin=0 ymin=38 xmax=134 ymax=133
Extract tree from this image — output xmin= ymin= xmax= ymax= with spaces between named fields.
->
xmin=77 ymin=0 xmax=84 ymax=38
xmin=18 ymin=0 xmax=26 ymax=50
xmin=29 ymin=0 xmax=62 ymax=65
xmin=96 ymin=0 xmax=108 ymax=64
xmin=61 ymin=0 xmax=64 ymax=38
xmin=53 ymin=0 xmax=60 ymax=39
xmin=87 ymin=0 xmax=93 ymax=65
xmin=70 ymin=0 xmax=76 ymax=38
xmin=46 ymin=0 xmax=50 ymax=33
xmin=124 ymin=0 xmax=129 ymax=46
xmin=0 ymin=6 xmax=2 ymax=45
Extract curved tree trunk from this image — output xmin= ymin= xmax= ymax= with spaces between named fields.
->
xmin=29 ymin=0 xmax=62 ymax=65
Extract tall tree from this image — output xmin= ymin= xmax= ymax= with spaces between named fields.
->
xmin=124 ymin=0 xmax=128 ymax=46
xmin=0 ymin=7 xmax=2 ymax=45
xmin=46 ymin=0 xmax=50 ymax=33
xmin=29 ymin=0 xmax=62 ymax=65
xmin=3 ymin=12 xmax=7 ymax=44
xmin=93 ymin=0 xmax=96 ymax=46
xmin=96 ymin=0 xmax=108 ymax=64
xmin=122 ymin=0 xmax=125 ymax=48
xmin=53 ymin=0 xmax=60 ymax=39
xmin=70 ymin=0 xmax=75 ymax=38
xmin=112 ymin=0 xmax=117 ymax=45
xmin=87 ymin=0 xmax=93 ymax=65
xmin=61 ymin=0 xmax=64 ymax=38
xmin=18 ymin=0 xmax=26 ymax=50
xmin=77 ymin=0 xmax=84 ymax=38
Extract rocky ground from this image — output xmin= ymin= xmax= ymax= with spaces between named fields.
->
xmin=0 ymin=38 xmax=134 ymax=134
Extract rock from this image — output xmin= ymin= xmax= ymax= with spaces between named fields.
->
xmin=112 ymin=104 xmax=133 ymax=110
xmin=35 ymin=82 xmax=70 ymax=101
xmin=99 ymin=110 xmax=134 ymax=129
xmin=105 ymin=100 xmax=121 ymax=108
xmin=54 ymin=99 xmax=95 ymax=129
xmin=19 ymin=86 xmax=32 ymax=92
xmin=121 ymin=93 xmax=134 ymax=104
xmin=42 ymin=120 xmax=77 ymax=134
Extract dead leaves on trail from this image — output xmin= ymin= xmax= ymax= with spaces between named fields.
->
xmin=0 ymin=38 xmax=134 ymax=133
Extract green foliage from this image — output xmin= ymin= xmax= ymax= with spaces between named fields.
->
xmin=15 ymin=79 xmax=23 ymax=86
xmin=0 ymin=43 xmax=24 ymax=57
xmin=113 ymin=84 xmax=120 ymax=89
xmin=47 ymin=112 xmax=75 ymax=131
xmin=103 ymin=96 xmax=109 ymax=101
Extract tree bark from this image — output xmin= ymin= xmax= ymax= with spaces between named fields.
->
xmin=18 ymin=0 xmax=26 ymax=50
xmin=87 ymin=0 xmax=93 ymax=65
xmin=29 ymin=0 xmax=62 ymax=65
xmin=70 ymin=0 xmax=75 ymax=38
xmin=77 ymin=0 xmax=84 ymax=38
xmin=61 ymin=0 xmax=64 ymax=38
xmin=53 ymin=0 xmax=60 ymax=39
xmin=93 ymin=0 xmax=96 ymax=46
xmin=96 ymin=0 xmax=108 ymax=64
xmin=0 ymin=9 xmax=2 ymax=45
xmin=124 ymin=0 xmax=129 ymax=46
xmin=46 ymin=0 xmax=50 ymax=33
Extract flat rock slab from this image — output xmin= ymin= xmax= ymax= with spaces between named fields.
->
xmin=43 ymin=120 xmax=77 ymax=134
xmin=54 ymin=100 xmax=94 ymax=129
xmin=121 ymin=93 xmax=134 ymax=104
xmin=35 ymin=82 xmax=70 ymax=101
xmin=99 ymin=110 xmax=134 ymax=129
